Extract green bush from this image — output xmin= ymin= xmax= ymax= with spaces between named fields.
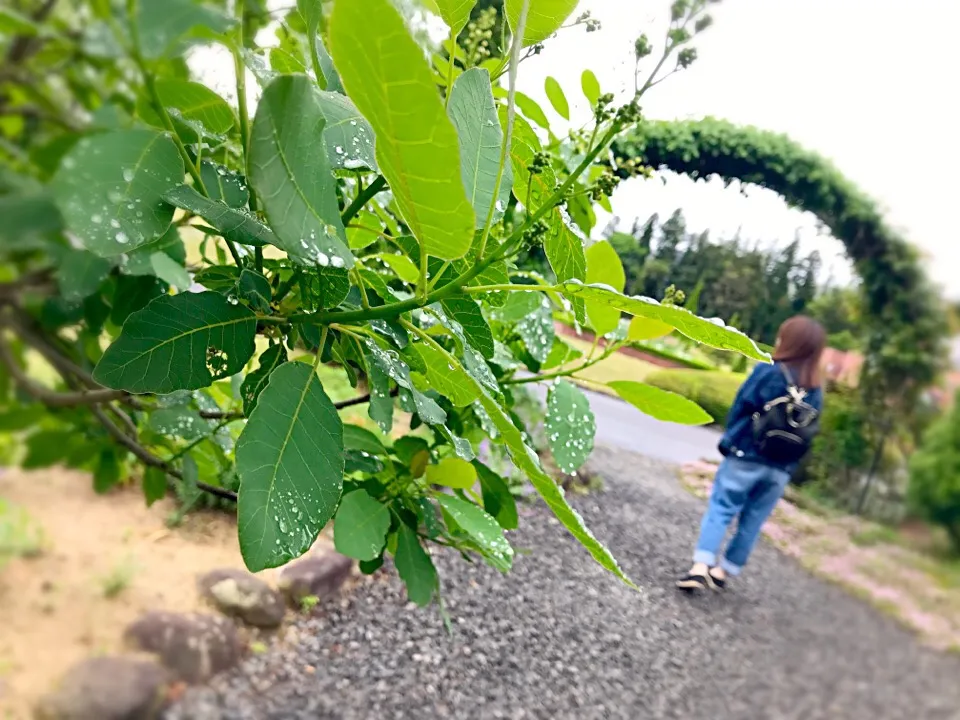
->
xmin=643 ymin=369 xmax=744 ymax=425
xmin=908 ymin=394 xmax=960 ymax=551
xmin=795 ymin=384 xmax=871 ymax=491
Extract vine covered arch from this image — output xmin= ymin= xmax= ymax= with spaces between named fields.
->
xmin=611 ymin=117 xmax=946 ymax=406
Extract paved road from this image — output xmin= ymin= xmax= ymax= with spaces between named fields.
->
xmin=169 ymin=446 xmax=960 ymax=720
xmin=528 ymin=382 xmax=723 ymax=465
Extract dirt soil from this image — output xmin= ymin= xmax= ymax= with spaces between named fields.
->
xmin=0 ymin=466 xmax=272 ymax=720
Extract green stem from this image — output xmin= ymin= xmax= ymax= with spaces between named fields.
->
xmin=233 ymin=13 xmax=261 ymax=272
xmin=342 ymin=175 xmax=386 ymax=225
xmin=426 ymin=260 xmax=451 ymax=292
xmin=166 ymin=420 xmax=234 ymax=463
xmin=504 ymin=342 xmax=622 ymax=386
xmin=463 ymin=283 xmax=542 ymax=294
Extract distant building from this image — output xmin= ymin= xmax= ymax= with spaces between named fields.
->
xmin=821 ymin=347 xmax=864 ymax=387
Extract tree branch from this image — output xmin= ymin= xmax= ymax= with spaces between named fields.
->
xmin=90 ymin=404 xmax=239 ymax=502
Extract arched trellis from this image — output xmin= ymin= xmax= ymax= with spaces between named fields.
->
xmin=611 ymin=117 xmax=946 ymax=408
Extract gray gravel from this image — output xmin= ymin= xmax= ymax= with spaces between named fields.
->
xmin=167 ymin=446 xmax=960 ymax=720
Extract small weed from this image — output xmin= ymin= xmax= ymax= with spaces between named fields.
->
xmin=300 ymin=594 xmax=320 ymax=613
xmin=100 ymin=557 xmax=137 ymax=598
xmin=851 ymin=524 xmax=901 ymax=548
xmin=249 ymin=641 xmax=269 ymax=654
xmin=0 ymin=499 xmax=46 ymax=568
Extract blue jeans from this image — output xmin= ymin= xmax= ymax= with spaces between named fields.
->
xmin=693 ymin=457 xmax=790 ymax=575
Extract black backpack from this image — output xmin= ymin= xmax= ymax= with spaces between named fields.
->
xmin=751 ymin=365 xmax=820 ymax=464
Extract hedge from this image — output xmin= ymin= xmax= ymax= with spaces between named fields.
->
xmin=644 ymin=369 xmax=745 ymax=426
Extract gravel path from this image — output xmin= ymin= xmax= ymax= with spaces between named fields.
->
xmin=168 ymin=446 xmax=960 ymax=720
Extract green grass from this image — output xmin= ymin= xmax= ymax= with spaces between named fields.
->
xmin=850 ymin=524 xmax=902 ymax=548
xmin=559 ymin=334 xmax=657 ymax=388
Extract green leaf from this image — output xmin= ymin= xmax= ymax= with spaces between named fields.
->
xmin=249 ymin=75 xmax=353 ymax=268
xmin=416 ymin=343 xmax=480 ymax=407
xmin=314 ymin=35 xmax=344 ymax=94
xmin=425 ymin=456 xmax=477 ymax=489
xmin=142 ymin=467 xmax=167 ymax=507
xmin=152 ymin=79 xmax=235 ymax=136
xmin=240 ymin=343 xmax=287 ymax=416
xmin=514 ymin=91 xmax=550 ymax=129
xmin=93 ymin=448 xmax=122 ymax=494
xmin=236 ymin=361 xmax=345 ymax=572
xmin=542 ymin=337 xmax=582 ymax=370
xmin=544 ymin=217 xmax=586 ymax=320
xmin=365 ymin=340 xmax=446 ymax=424
xmin=200 ymin=161 xmax=249 ymax=208
xmin=437 ymin=495 xmax=513 ymax=572
xmin=491 ymin=290 xmax=542 ymax=323
xmin=515 ymin=296 xmax=554 ymax=363
xmin=366 ymin=353 xmax=394 ymax=433
xmin=124 ymin=250 xmax=191 ymax=291
xmin=607 ymin=380 xmax=714 ymax=425
xmin=270 ymin=46 xmax=306 ymax=74
xmin=394 ymin=524 xmax=438 ymax=606
xmin=57 ymin=248 xmax=113 ymax=301
xmin=558 ymin=282 xmax=769 ymax=360
xmin=0 ymin=7 xmax=40 ymax=35
xmin=165 ymin=185 xmax=275 ymax=249
xmin=505 ymin=0 xmax=579 ymax=46
xmin=312 ymin=266 xmax=351 ymax=308
xmin=584 ymin=240 xmax=625 ymax=336
xmin=544 ymin=76 xmax=569 ymax=120
xmin=628 ymin=316 xmax=673 ymax=341
xmin=440 ymin=295 xmax=495 ymax=359
xmin=546 ymin=379 xmax=595 ymax=473
xmin=111 ymin=275 xmax=165 ymax=325
xmin=476 ymin=461 xmax=518 ymax=530
xmin=148 ymin=407 xmax=210 ymax=441
xmin=447 ymin=68 xmax=512 ymax=229
xmin=333 ymin=489 xmax=390 ymax=561
xmin=0 ymin=193 xmax=62 ymax=246
xmin=93 ymin=292 xmax=257 ymax=393
xmin=581 ymin=69 xmax=601 ymax=106
xmin=316 ymin=90 xmax=378 ymax=172
xmin=329 ymin=0 xmax=475 ymax=260
xmin=431 ymin=0 xmax=477 ymax=32
xmin=237 ymin=269 xmax=271 ymax=311
xmin=297 ymin=0 xmax=323 ymax=36
xmin=378 ymin=253 xmax=420 ymax=284
xmin=343 ymin=424 xmax=388 ymax=456
xmin=52 ymin=129 xmax=183 ymax=257
xmin=135 ymin=0 xmax=233 ymax=60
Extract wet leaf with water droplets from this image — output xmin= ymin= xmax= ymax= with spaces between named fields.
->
xmin=249 ymin=75 xmax=354 ymax=269
xmin=334 ymin=489 xmax=390 ymax=561
xmin=437 ymin=495 xmax=513 ymax=573
xmin=558 ymin=282 xmax=769 ymax=361
xmin=93 ymin=292 xmax=257 ymax=393
xmin=546 ymin=379 xmax=595 ymax=474
xmin=395 ymin=524 xmax=437 ymax=606
xmin=315 ymin=90 xmax=377 ymax=171
xmin=52 ymin=129 xmax=183 ymax=257
xmin=343 ymin=424 xmax=388 ymax=456
xmin=240 ymin=344 xmax=287 ymax=416
xmin=236 ymin=361 xmax=344 ymax=572
xmin=148 ymin=407 xmax=210 ymax=441
xmin=162 ymin=184 xmax=273 ymax=248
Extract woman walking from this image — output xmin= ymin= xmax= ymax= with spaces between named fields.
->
xmin=678 ymin=316 xmax=826 ymax=591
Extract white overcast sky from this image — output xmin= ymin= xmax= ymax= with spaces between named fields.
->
xmin=509 ymin=0 xmax=960 ymax=298
xmin=197 ymin=0 xmax=959 ymax=298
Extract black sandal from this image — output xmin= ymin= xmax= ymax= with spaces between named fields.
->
xmin=676 ymin=571 xmax=712 ymax=591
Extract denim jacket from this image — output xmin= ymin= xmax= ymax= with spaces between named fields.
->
xmin=718 ymin=362 xmax=824 ymax=475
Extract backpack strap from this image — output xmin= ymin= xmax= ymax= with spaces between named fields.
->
xmin=778 ymin=363 xmax=807 ymax=401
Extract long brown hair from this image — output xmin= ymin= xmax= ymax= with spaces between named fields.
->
xmin=773 ymin=316 xmax=826 ymax=388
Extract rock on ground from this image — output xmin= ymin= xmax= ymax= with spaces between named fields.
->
xmin=124 ymin=612 xmax=242 ymax=684
xmin=276 ymin=551 xmax=354 ymax=607
xmin=166 ymin=446 xmax=960 ymax=720
xmin=198 ymin=569 xmax=286 ymax=628
xmin=35 ymin=655 xmax=169 ymax=720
